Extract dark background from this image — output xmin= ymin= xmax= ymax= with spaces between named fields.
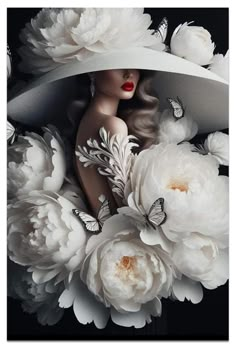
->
xmin=7 ymin=7 xmax=229 ymax=340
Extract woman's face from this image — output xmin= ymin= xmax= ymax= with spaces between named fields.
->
xmin=94 ymin=69 xmax=140 ymax=100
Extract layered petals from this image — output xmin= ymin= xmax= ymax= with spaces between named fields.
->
xmin=7 ymin=127 xmax=66 ymax=199
xmin=7 ymin=190 xmax=88 ymax=284
xmin=19 ymin=8 xmax=165 ymax=74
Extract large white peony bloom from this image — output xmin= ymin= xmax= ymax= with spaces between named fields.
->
xmin=172 ymin=233 xmax=228 ymax=290
xmin=7 ymin=190 xmax=88 ymax=284
xmin=156 ymin=109 xmax=198 ymax=144
xmin=125 ymin=143 xmax=228 ymax=243
xmin=7 ymin=127 xmax=66 ymax=199
xmin=19 ymin=8 xmax=165 ymax=74
xmin=170 ymin=22 xmax=215 ymax=66
xmin=59 ymin=215 xmax=174 ymax=329
xmin=208 ymin=50 xmax=229 ymax=82
xmin=8 ymin=260 xmax=65 ymax=325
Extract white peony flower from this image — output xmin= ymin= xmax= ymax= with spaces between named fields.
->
xmin=19 ymin=8 xmax=164 ymax=74
xmin=7 ymin=190 xmax=88 ymax=284
xmin=172 ymin=233 xmax=228 ymax=290
xmin=7 ymin=127 xmax=66 ymax=199
xmin=208 ymin=50 xmax=229 ymax=81
xmin=126 ymin=143 xmax=228 ymax=243
xmin=59 ymin=215 xmax=174 ymax=329
xmin=156 ymin=109 xmax=198 ymax=144
xmin=170 ymin=22 xmax=215 ymax=66
xmin=8 ymin=260 xmax=64 ymax=325
xmin=200 ymin=131 xmax=229 ymax=166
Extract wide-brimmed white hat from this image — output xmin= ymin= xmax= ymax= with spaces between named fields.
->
xmin=7 ymin=8 xmax=228 ymax=134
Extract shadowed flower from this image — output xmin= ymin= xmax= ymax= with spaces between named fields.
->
xmin=8 ymin=260 xmax=65 ymax=325
xmin=7 ymin=191 xmax=88 ymax=285
xmin=7 ymin=127 xmax=66 ymax=199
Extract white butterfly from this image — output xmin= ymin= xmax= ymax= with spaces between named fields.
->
xmin=119 ymin=197 xmax=167 ymax=230
xmin=154 ymin=17 xmax=168 ymax=43
xmin=7 ymin=120 xmax=16 ymax=144
xmin=167 ymin=97 xmax=185 ymax=119
xmin=72 ymin=194 xmax=111 ymax=233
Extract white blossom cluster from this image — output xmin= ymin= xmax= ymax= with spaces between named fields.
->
xmin=7 ymin=123 xmax=229 ymax=329
xmin=18 ymin=8 xmax=228 ymax=81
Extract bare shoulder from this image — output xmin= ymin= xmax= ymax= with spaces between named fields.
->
xmin=102 ymin=117 xmax=128 ymax=137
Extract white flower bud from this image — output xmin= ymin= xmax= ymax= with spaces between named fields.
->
xmin=170 ymin=22 xmax=215 ymax=66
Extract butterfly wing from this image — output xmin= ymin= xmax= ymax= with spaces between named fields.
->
xmin=7 ymin=120 xmax=15 ymax=143
xmin=72 ymin=209 xmax=100 ymax=233
xmin=147 ymin=198 xmax=167 ymax=228
xmin=167 ymin=97 xmax=185 ymax=119
xmin=176 ymin=97 xmax=185 ymax=117
xmin=154 ymin=17 xmax=168 ymax=43
xmin=97 ymin=198 xmax=111 ymax=225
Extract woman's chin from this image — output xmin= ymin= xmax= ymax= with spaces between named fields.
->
xmin=119 ymin=90 xmax=136 ymax=99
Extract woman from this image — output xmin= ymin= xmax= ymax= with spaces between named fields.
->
xmin=75 ymin=69 xmax=159 ymax=216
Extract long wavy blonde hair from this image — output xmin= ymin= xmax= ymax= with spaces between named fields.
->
xmin=118 ymin=70 xmax=159 ymax=149
xmin=68 ymin=70 xmax=159 ymax=150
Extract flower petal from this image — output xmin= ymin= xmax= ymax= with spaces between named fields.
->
xmin=110 ymin=298 xmax=161 ymax=328
xmin=73 ymin=279 xmax=109 ymax=329
xmin=140 ymin=226 xmax=173 ymax=252
xmin=201 ymin=249 xmax=229 ymax=289
xmin=172 ymin=277 xmax=203 ymax=304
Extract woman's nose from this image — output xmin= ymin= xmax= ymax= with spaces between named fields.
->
xmin=123 ymin=70 xmax=132 ymax=79
xmin=123 ymin=69 xmax=139 ymax=80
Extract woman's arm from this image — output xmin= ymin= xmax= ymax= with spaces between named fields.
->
xmin=75 ymin=117 xmax=128 ymax=217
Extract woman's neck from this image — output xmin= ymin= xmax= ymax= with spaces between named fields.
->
xmin=90 ymin=91 xmax=120 ymax=116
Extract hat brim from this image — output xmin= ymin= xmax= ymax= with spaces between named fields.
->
xmin=7 ymin=47 xmax=228 ymax=133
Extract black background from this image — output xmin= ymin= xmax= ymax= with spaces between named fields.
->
xmin=7 ymin=8 xmax=229 ymax=341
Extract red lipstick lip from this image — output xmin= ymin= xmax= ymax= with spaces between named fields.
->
xmin=121 ymin=82 xmax=134 ymax=91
